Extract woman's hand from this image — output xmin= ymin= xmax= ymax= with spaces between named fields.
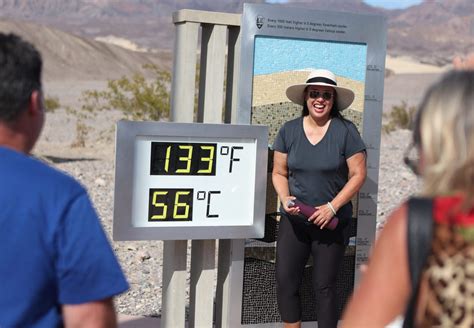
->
xmin=282 ymin=196 xmax=300 ymax=215
xmin=308 ymin=204 xmax=334 ymax=229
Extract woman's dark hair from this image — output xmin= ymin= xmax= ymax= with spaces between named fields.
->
xmin=301 ymin=88 xmax=343 ymax=119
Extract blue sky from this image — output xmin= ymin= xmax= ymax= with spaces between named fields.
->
xmin=362 ymin=0 xmax=423 ymax=9
xmin=254 ymin=37 xmax=367 ymax=81
xmin=266 ymin=0 xmax=424 ymax=10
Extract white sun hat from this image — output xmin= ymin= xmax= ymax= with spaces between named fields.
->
xmin=285 ymin=69 xmax=355 ymax=111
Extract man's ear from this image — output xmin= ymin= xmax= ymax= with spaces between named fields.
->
xmin=28 ymin=90 xmax=44 ymax=116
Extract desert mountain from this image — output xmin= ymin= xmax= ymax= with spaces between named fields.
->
xmin=0 ymin=0 xmax=264 ymax=51
xmin=0 ymin=19 xmax=171 ymax=81
xmin=1 ymin=0 xmax=472 ymax=66
xmin=387 ymin=0 xmax=474 ymax=65
xmin=0 ymin=0 xmax=472 ymax=82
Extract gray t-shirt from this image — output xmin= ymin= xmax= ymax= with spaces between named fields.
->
xmin=273 ymin=116 xmax=366 ymax=221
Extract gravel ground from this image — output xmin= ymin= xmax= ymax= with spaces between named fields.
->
xmin=33 ymin=108 xmax=422 ymax=318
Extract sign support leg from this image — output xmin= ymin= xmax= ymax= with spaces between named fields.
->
xmin=162 ymin=240 xmax=188 ymax=328
xmin=189 ymin=239 xmax=216 ymax=327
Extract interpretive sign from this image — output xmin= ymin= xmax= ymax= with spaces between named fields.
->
xmin=235 ymin=3 xmax=387 ymax=325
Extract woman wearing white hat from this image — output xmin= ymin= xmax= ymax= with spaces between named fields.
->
xmin=272 ymin=69 xmax=367 ymax=328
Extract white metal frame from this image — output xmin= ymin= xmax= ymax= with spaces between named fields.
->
xmin=160 ymin=4 xmax=386 ymax=327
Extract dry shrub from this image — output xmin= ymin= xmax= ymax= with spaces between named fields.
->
xmin=382 ymin=101 xmax=417 ymax=134
xmin=44 ymin=96 xmax=60 ymax=112
xmin=80 ymin=64 xmax=171 ymax=121
xmin=67 ymin=64 xmax=171 ymax=147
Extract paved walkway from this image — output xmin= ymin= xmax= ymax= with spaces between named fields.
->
xmin=118 ymin=314 xmax=162 ymax=327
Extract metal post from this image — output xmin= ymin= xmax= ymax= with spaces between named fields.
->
xmin=215 ymin=239 xmax=245 ymax=328
xmin=216 ymin=23 xmax=244 ymax=327
xmin=161 ymin=240 xmax=188 ymax=328
xmin=224 ymin=26 xmax=242 ymax=124
xmin=170 ymin=21 xmax=199 ymax=122
xmin=162 ymin=14 xmax=199 ymax=328
xmin=190 ymin=21 xmax=227 ymax=328
xmin=168 ymin=9 xmax=242 ymax=328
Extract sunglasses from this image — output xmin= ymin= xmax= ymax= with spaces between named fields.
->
xmin=308 ymin=90 xmax=333 ymax=101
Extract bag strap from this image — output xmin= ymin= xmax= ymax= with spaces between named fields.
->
xmin=402 ymin=197 xmax=434 ymax=328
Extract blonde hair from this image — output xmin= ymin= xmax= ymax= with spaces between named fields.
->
xmin=416 ymin=70 xmax=474 ymax=207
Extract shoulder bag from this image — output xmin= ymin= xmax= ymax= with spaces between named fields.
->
xmin=402 ymin=197 xmax=434 ymax=328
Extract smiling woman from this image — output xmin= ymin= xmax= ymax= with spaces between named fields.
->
xmin=272 ymin=68 xmax=367 ymax=328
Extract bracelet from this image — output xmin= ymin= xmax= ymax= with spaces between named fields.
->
xmin=327 ymin=202 xmax=337 ymax=215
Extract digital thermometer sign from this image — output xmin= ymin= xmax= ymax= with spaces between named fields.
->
xmin=113 ymin=121 xmax=268 ymax=241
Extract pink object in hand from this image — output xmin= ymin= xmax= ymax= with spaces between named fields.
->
xmin=287 ymin=199 xmax=339 ymax=230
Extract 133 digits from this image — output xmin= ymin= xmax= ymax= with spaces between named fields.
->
xmin=150 ymin=142 xmax=217 ymax=176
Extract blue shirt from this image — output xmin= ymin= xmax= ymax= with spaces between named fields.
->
xmin=0 ymin=147 xmax=129 ymax=327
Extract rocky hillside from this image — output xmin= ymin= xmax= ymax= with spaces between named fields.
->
xmin=386 ymin=0 xmax=474 ymax=65
xmin=0 ymin=0 xmax=265 ymax=50
xmin=0 ymin=20 xmax=172 ymax=81
xmin=0 ymin=0 xmax=472 ymax=65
